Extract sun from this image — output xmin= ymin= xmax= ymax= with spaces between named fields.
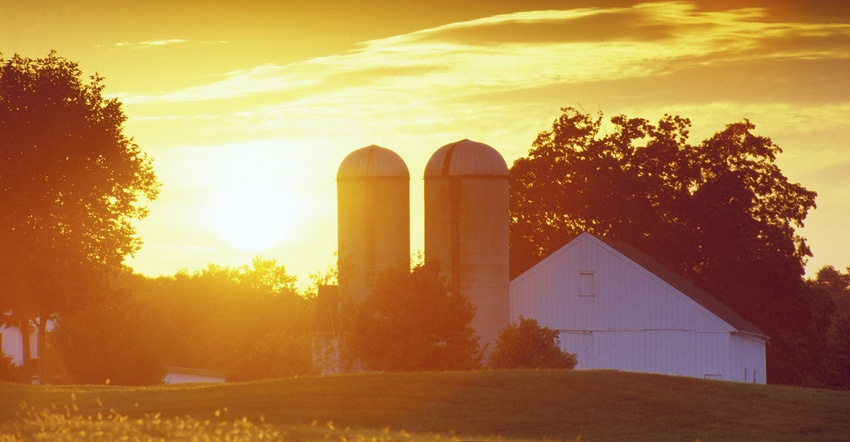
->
xmin=208 ymin=148 xmax=296 ymax=252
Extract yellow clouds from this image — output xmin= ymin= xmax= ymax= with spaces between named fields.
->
xmin=118 ymin=1 xmax=850 ymax=114
xmin=114 ymin=39 xmax=190 ymax=49
xmin=122 ymin=64 xmax=319 ymax=105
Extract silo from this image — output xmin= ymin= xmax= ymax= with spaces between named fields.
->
xmin=337 ymin=145 xmax=410 ymax=303
xmin=424 ymin=139 xmax=510 ymax=352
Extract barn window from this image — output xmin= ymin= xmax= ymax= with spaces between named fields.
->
xmin=579 ymin=271 xmax=594 ymax=297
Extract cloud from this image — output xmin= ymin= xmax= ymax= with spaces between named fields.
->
xmin=98 ymin=39 xmax=190 ymax=49
xmin=116 ymin=0 xmax=850 ymax=132
xmin=114 ymin=2 xmax=850 ymax=151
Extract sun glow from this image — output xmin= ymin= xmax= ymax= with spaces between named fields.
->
xmin=206 ymin=144 xmax=297 ymax=252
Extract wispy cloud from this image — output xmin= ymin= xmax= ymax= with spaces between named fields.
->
xmin=119 ymin=1 xmax=850 ymax=111
xmin=97 ymin=38 xmax=190 ymax=50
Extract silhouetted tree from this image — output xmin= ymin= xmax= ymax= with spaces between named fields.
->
xmin=349 ymin=262 xmax=481 ymax=372
xmin=814 ymin=266 xmax=850 ymax=317
xmin=0 ymin=52 xmax=159 ymax=379
xmin=142 ymin=259 xmax=312 ymax=378
xmin=51 ymin=279 xmax=166 ymax=385
xmin=510 ymin=107 xmax=821 ymax=385
xmin=809 ymin=265 xmax=850 ymax=389
xmin=489 ymin=317 xmax=576 ymax=370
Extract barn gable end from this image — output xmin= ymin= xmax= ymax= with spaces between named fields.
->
xmin=509 ymin=232 xmax=768 ymax=383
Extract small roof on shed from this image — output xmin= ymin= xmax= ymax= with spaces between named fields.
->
xmin=424 ymin=139 xmax=508 ymax=178
xmin=337 ymin=145 xmax=409 ymax=179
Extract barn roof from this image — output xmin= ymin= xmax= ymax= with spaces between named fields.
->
xmin=592 ymin=234 xmax=768 ymax=340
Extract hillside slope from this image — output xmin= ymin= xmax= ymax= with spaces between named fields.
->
xmin=2 ymin=370 xmax=849 ymax=441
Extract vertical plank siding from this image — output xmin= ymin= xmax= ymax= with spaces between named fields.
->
xmin=510 ymin=233 xmax=767 ymax=383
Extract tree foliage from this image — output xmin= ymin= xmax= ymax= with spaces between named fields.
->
xmin=49 ymin=258 xmax=313 ymax=384
xmin=510 ymin=107 xmax=821 ymax=385
xmin=489 ymin=317 xmax=576 ymax=370
xmin=809 ymin=266 xmax=850 ymax=389
xmin=51 ymin=282 xmax=166 ymax=386
xmin=146 ymin=258 xmax=312 ymax=379
xmin=0 ymin=353 xmax=24 ymax=383
xmin=349 ymin=262 xmax=481 ymax=372
xmin=0 ymin=52 xmax=159 ymax=375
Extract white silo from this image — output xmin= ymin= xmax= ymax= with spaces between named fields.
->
xmin=337 ymin=145 xmax=410 ymax=303
xmin=424 ymin=139 xmax=510 ymax=352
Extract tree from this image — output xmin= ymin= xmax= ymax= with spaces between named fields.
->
xmin=510 ymin=107 xmax=821 ymax=385
xmin=51 ymin=282 xmax=166 ymax=385
xmin=809 ymin=265 xmax=850 ymax=389
xmin=135 ymin=259 xmax=312 ymax=379
xmin=349 ymin=262 xmax=481 ymax=372
xmin=489 ymin=317 xmax=576 ymax=370
xmin=0 ymin=52 xmax=159 ymax=379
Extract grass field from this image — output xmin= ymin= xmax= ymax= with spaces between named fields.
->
xmin=1 ymin=370 xmax=849 ymax=441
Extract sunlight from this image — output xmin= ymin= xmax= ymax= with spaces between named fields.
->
xmin=213 ymin=177 xmax=293 ymax=252
xmin=206 ymin=144 xmax=297 ymax=252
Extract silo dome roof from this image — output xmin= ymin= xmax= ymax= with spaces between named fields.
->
xmin=337 ymin=145 xmax=410 ymax=179
xmin=424 ymin=139 xmax=508 ymax=178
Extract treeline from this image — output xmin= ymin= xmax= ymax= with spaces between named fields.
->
xmin=6 ymin=257 xmax=572 ymax=385
xmin=44 ymin=258 xmax=316 ymax=385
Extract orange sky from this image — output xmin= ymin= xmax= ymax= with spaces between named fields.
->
xmin=3 ymin=1 xmax=849 ymax=286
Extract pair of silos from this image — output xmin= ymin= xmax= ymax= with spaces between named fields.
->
xmin=337 ymin=140 xmax=509 ymax=350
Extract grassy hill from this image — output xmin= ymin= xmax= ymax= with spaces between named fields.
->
xmin=1 ymin=370 xmax=849 ymax=441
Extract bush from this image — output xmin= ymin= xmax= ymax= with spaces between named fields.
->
xmin=349 ymin=262 xmax=481 ymax=371
xmin=52 ymin=296 xmax=166 ymax=385
xmin=489 ymin=317 xmax=577 ymax=370
xmin=229 ymin=332 xmax=313 ymax=381
xmin=0 ymin=352 xmax=24 ymax=383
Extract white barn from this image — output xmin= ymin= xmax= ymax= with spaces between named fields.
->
xmin=510 ymin=232 xmax=768 ymax=383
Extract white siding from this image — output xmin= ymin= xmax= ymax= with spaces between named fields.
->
xmin=728 ymin=333 xmax=768 ymax=383
xmin=0 ymin=325 xmax=37 ymax=366
xmin=511 ymin=232 xmax=767 ymax=383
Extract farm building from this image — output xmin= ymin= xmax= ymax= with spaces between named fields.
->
xmin=510 ymin=232 xmax=769 ymax=383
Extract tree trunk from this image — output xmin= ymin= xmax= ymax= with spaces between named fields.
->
xmin=36 ymin=317 xmax=48 ymax=384
xmin=19 ymin=318 xmax=32 ymax=381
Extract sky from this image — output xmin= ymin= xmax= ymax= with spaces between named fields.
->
xmin=3 ymin=0 xmax=849 ymax=287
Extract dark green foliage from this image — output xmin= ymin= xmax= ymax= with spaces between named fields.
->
xmin=349 ymin=262 xmax=481 ymax=371
xmin=0 ymin=52 xmax=159 ymax=376
xmin=489 ymin=317 xmax=576 ymax=369
xmin=510 ymin=107 xmax=822 ymax=385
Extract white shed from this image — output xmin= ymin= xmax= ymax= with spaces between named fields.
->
xmin=1 ymin=323 xmax=40 ymax=367
xmin=510 ymin=232 xmax=768 ymax=383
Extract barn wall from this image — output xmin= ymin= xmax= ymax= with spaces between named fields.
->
xmin=558 ymin=329 xmax=730 ymax=378
xmin=728 ymin=333 xmax=768 ymax=383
